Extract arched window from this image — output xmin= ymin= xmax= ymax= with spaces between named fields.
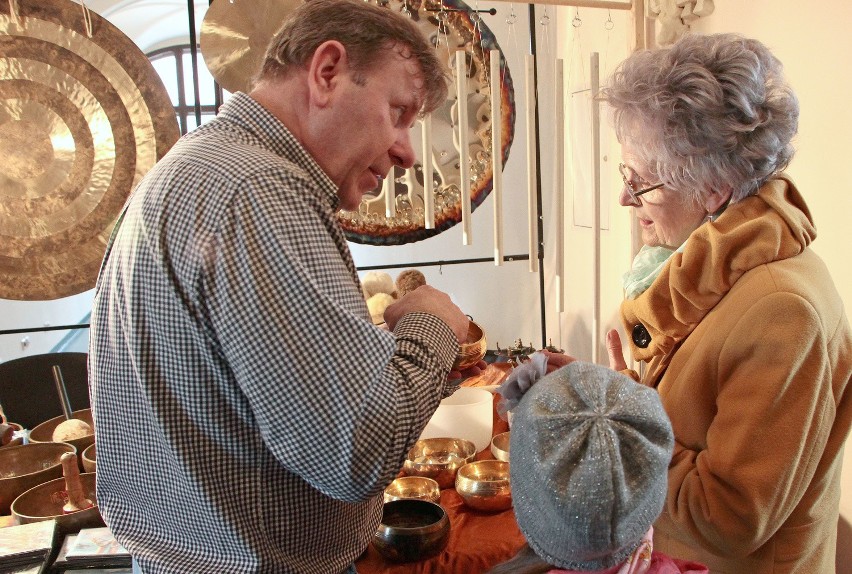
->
xmin=147 ymin=45 xmax=231 ymax=135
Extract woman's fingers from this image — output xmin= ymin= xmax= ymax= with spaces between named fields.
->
xmin=606 ymin=329 xmax=628 ymax=372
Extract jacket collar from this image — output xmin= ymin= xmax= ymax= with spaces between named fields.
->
xmin=620 ymin=175 xmax=814 ymax=362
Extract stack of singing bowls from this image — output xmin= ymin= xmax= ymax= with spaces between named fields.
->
xmin=0 ymin=442 xmax=76 ymax=515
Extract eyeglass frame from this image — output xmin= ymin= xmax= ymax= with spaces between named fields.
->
xmin=618 ymin=163 xmax=665 ymax=205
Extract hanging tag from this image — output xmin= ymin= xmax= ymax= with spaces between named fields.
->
xmin=80 ymin=0 xmax=93 ymax=38
xmin=8 ymin=0 xmax=21 ymax=26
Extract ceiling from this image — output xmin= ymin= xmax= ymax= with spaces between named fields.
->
xmin=86 ymin=0 xmax=208 ymax=52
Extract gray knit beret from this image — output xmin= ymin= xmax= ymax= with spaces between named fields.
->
xmin=509 ymin=361 xmax=674 ymax=571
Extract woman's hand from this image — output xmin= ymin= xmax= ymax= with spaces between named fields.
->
xmin=606 ymin=329 xmax=628 ymax=371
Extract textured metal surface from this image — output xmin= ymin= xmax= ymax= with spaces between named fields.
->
xmin=200 ymin=0 xmax=301 ymax=94
xmin=0 ymin=0 xmax=179 ymax=300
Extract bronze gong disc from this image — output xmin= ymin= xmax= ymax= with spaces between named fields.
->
xmin=0 ymin=0 xmax=179 ymax=300
xmin=200 ymin=0 xmax=302 ymax=94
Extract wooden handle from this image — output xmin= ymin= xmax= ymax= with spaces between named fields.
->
xmin=61 ymin=452 xmax=93 ymax=513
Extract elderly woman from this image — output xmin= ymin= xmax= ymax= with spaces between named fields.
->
xmin=594 ymin=33 xmax=852 ymax=574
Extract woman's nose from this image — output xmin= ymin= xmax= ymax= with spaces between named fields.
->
xmin=618 ymin=184 xmax=639 ymax=207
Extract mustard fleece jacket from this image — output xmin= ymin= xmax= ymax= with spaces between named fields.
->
xmin=620 ymin=175 xmax=852 ymax=574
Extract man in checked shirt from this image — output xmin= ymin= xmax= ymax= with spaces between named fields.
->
xmin=89 ymin=0 xmax=476 ymax=571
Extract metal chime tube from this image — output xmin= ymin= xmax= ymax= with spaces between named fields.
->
xmin=422 ymin=114 xmax=435 ymax=229
xmin=455 ymin=49 xmax=472 ymax=245
xmin=489 ymin=49 xmax=504 ymax=265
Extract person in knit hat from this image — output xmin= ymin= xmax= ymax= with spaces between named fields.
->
xmin=490 ymin=358 xmax=708 ymax=574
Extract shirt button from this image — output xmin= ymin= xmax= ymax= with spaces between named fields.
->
xmin=632 ymin=324 xmax=651 ymax=348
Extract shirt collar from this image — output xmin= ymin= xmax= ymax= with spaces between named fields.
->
xmin=216 ymin=92 xmax=341 ymax=211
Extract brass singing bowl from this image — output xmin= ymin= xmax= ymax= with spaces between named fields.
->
xmin=455 ymin=460 xmax=512 ymax=512
xmin=372 ymin=499 xmax=450 ymax=563
xmin=11 ymin=472 xmax=104 ymax=534
xmin=490 ymin=431 xmax=510 ymax=463
xmin=384 ymin=476 xmax=441 ymax=504
xmin=29 ymin=409 xmax=95 ymax=470
xmin=453 ymin=320 xmax=487 ymax=371
xmin=402 ymin=438 xmax=476 ymax=489
xmin=0 ymin=442 xmax=76 ymax=515
xmin=81 ymin=443 xmax=97 ymax=473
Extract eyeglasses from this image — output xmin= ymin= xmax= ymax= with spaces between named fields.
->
xmin=619 ymin=163 xmax=665 ymax=206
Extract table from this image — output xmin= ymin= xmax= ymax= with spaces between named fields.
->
xmin=356 ymin=370 xmax=527 ymax=573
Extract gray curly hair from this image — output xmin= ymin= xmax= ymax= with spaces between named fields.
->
xmin=601 ymin=33 xmax=799 ymax=205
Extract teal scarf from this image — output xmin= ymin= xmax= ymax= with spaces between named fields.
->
xmin=622 ymin=244 xmax=682 ymax=300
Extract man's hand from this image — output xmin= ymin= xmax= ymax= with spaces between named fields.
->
xmin=383 ymin=285 xmax=469 ymax=343
xmin=448 ymin=359 xmax=487 ymax=382
xmin=539 ymin=349 xmax=577 ymax=374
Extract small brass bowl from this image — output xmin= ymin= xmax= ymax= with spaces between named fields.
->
xmin=453 ymin=320 xmax=487 ymax=371
xmin=402 ymin=438 xmax=476 ymax=489
xmin=384 ymin=476 xmax=441 ymax=504
xmin=81 ymin=443 xmax=97 ymax=473
xmin=490 ymin=431 xmax=510 ymax=462
xmin=372 ymin=499 xmax=450 ymax=563
xmin=455 ymin=460 xmax=512 ymax=512
xmin=0 ymin=442 xmax=76 ymax=515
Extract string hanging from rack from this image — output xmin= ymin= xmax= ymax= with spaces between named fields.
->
xmin=539 ymin=6 xmax=551 ymax=62
xmin=8 ymin=0 xmax=20 ymax=26
xmin=603 ymin=8 xmax=614 ymax=74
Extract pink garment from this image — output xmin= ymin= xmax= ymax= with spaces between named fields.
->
xmin=547 ymin=528 xmax=708 ymax=574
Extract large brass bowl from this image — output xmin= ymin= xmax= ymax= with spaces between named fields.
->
xmin=455 ymin=460 xmax=512 ymax=512
xmin=372 ymin=499 xmax=450 ymax=563
xmin=0 ymin=442 xmax=75 ymax=514
xmin=402 ymin=438 xmax=476 ymax=489
xmin=29 ymin=409 xmax=95 ymax=468
xmin=453 ymin=321 xmax=487 ymax=371
xmin=11 ymin=472 xmax=104 ymax=534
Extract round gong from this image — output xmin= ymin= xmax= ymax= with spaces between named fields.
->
xmin=200 ymin=0 xmax=302 ymax=94
xmin=0 ymin=0 xmax=180 ymax=300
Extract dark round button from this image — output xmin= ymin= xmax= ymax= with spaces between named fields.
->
xmin=632 ymin=324 xmax=651 ymax=348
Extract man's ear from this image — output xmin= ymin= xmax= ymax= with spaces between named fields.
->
xmin=307 ymin=40 xmax=347 ymax=107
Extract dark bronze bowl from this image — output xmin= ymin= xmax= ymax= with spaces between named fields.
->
xmin=372 ymin=499 xmax=450 ymax=563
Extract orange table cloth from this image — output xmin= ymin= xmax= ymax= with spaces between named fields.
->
xmin=356 ymin=378 xmax=526 ymax=573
